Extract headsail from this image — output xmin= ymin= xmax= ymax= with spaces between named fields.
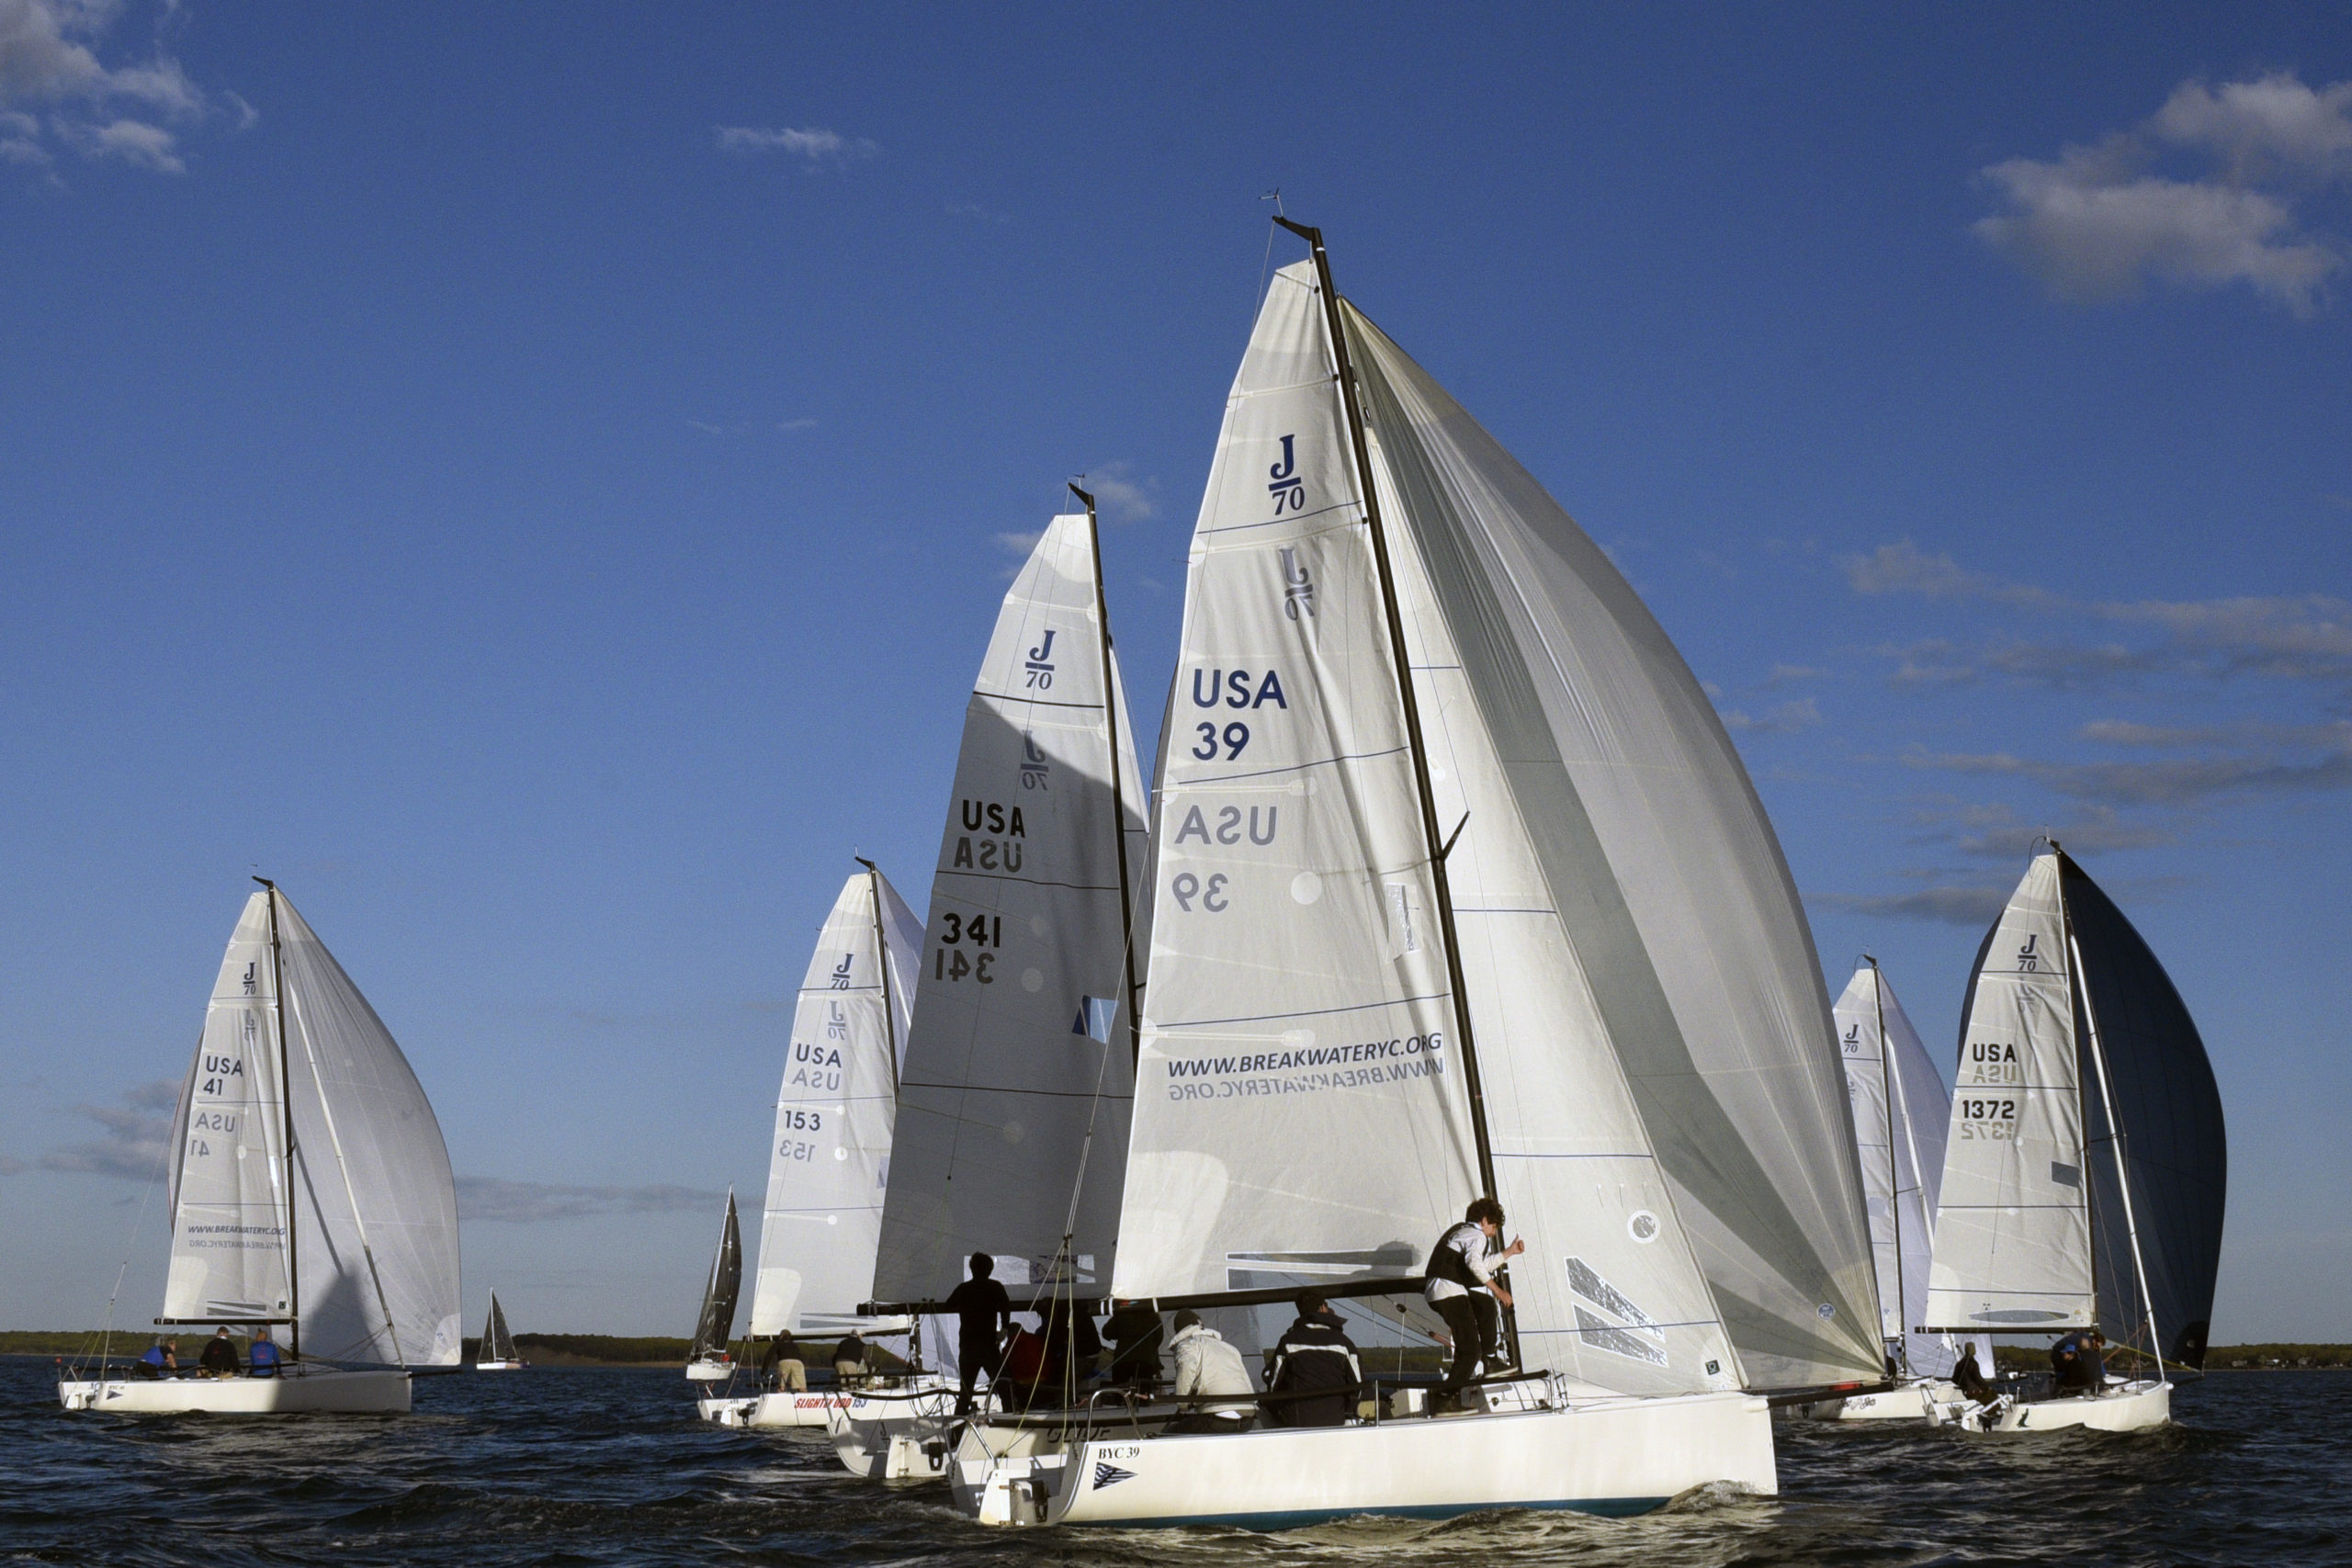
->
xmin=164 ymin=893 xmax=297 ymax=1328
xmin=1832 ymin=964 xmax=1960 ymax=1375
xmin=483 ymin=1292 xmax=517 ymax=1361
xmin=747 ymin=870 xmax=922 ymax=1336
xmin=693 ymin=1191 xmax=744 ymax=1358
xmin=1926 ymin=852 xmax=2094 ymax=1332
xmin=1339 ymin=287 xmax=1881 ymax=1389
xmin=2064 ymin=854 xmax=2225 ymax=1368
xmin=871 ymin=513 xmax=1148 ymax=1305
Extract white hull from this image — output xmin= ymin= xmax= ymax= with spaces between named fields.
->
xmin=697 ymin=1390 xmax=853 ymax=1428
xmin=474 ymin=1360 xmax=526 ymax=1371
xmin=59 ymin=1367 xmax=413 ymax=1415
xmin=684 ymin=1359 xmax=733 ymax=1383
xmin=828 ymin=1380 xmax=966 ymax=1478
xmin=955 ymin=1388 xmax=1775 ymax=1529
xmin=1969 ymin=1379 xmax=2171 ymax=1433
xmin=1812 ymin=1378 xmax=1960 ymax=1422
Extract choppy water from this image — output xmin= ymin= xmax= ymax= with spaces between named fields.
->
xmin=2 ymin=1360 xmax=2344 ymax=1566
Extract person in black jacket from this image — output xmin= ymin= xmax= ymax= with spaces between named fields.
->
xmin=1102 ymin=1301 xmax=1164 ymax=1393
xmin=198 ymin=1326 xmax=242 ymax=1378
xmin=1425 ymin=1198 xmax=1524 ymax=1406
xmin=941 ymin=1253 xmax=1016 ymax=1415
xmin=1266 ymin=1292 xmax=1363 ymax=1427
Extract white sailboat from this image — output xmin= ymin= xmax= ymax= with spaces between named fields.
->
xmin=699 ymin=864 xmax=924 ymax=1428
xmin=59 ymin=881 xmax=462 ymax=1416
xmin=1812 ymin=961 xmax=1988 ymax=1421
xmin=832 ymin=493 xmax=1152 ymax=1478
xmin=475 ymin=1291 xmax=526 ymax=1371
xmin=952 ymin=223 xmax=1882 ymax=1529
xmin=683 ymin=1191 xmax=743 ymax=1382
xmin=1922 ymin=844 xmax=2225 ymax=1433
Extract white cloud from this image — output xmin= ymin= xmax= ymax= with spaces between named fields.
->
xmin=1079 ymin=460 xmax=1156 ymax=523
xmin=1719 ymin=697 xmax=1822 ymax=734
xmin=1808 ymin=885 xmax=2013 ymax=927
xmin=993 ymin=530 xmax=1041 ymax=555
xmin=0 ymin=0 xmax=233 ymax=175
xmin=38 ymin=1078 xmax=178 ymax=1179
xmin=715 ymin=124 xmax=878 ymax=165
xmin=457 ymin=1177 xmax=723 ymax=1224
xmin=1974 ymin=73 xmax=2351 ymax=314
xmin=777 ymin=417 xmax=818 ymax=432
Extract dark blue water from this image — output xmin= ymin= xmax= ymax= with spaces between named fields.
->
xmin=3 ymin=1361 xmax=2344 ymax=1566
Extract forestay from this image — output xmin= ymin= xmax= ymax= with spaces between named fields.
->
xmin=1340 ymin=296 xmax=1882 ymax=1390
xmin=749 ymin=871 xmax=922 ymax=1336
xmin=164 ymin=894 xmax=297 ymax=1328
xmin=871 ymin=515 xmax=1148 ymax=1306
xmin=1926 ymin=852 xmax=2094 ymax=1332
xmin=1832 ymin=964 xmax=1959 ymax=1376
xmin=1113 ymin=262 xmax=1481 ymax=1305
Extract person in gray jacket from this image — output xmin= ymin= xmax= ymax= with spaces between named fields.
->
xmin=1166 ymin=1310 xmax=1255 ymax=1434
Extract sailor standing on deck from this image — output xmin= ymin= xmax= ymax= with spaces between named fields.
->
xmin=1426 ymin=1198 xmax=1523 ymax=1409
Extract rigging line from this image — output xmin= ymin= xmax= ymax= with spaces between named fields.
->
xmin=281 ymin=974 xmax=407 ymax=1370
xmin=1870 ymin=958 xmax=1906 ymax=1376
xmin=89 ymin=1077 xmax=181 ymax=1375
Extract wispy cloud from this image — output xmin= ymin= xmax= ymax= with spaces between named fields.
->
xmin=456 ymin=1176 xmax=725 ymax=1224
xmin=1973 ymin=72 xmax=2351 ymax=314
xmin=1907 ymin=799 xmax=2177 ymax=860
xmin=0 ymin=0 xmax=238 ymax=176
xmin=1076 ymin=461 xmax=1156 ymax=523
xmin=39 ymin=1078 xmax=178 ymax=1179
xmin=1808 ymin=884 xmax=2012 ymax=927
xmin=993 ymin=530 xmax=1041 ymax=556
xmin=1719 ymin=697 xmax=1823 ymax=734
xmin=715 ymin=124 xmax=878 ymax=166
xmin=1905 ymin=729 xmax=2352 ymax=808
xmin=777 ymin=417 xmax=818 ymax=432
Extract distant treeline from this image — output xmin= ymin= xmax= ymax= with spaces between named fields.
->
xmin=2203 ymin=1344 xmax=2352 ymax=1369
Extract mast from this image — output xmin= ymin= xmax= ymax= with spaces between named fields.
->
xmin=1273 ymin=216 xmax=1511 ymax=1360
xmin=256 ymin=876 xmax=300 ymax=1359
xmin=1867 ymin=956 xmax=1906 ymax=1375
xmin=1071 ymin=480 xmax=1145 ymax=1071
xmin=854 ymin=857 xmax=899 ymax=1095
xmin=2064 ymin=879 xmax=2166 ymax=1386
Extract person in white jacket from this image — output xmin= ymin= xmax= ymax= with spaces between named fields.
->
xmin=1167 ymin=1310 xmax=1255 ymax=1434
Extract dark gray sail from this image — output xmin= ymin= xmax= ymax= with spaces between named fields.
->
xmin=483 ymin=1292 xmax=517 ymax=1361
xmin=690 ymin=1193 xmax=744 ymax=1360
xmin=2064 ymin=853 xmax=2227 ymax=1369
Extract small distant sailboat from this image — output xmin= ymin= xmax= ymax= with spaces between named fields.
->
xmin=59 ymin=881 xmax=462 ymax=1415
xmin=699 ymin=863 xmax=925 ymax=1429
xmin=1811 ymin=960 xmax=1988 ymax=1421
xmin=684 ymin=1191 xmax=743 ymax=1383
xmin=1923 ymin=845 xmax=2226 ymax=1433
xmin=475 ymin=1292 xmax=526 ymax=1371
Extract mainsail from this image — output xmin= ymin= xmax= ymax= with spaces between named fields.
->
xmin=747 ymin=868 xmax=922 ymax=1336
xmin=692 ymin=1191 xmax=744 ymax=1359
xmin=871 ymin=512 xmax=1148 ymax=1305
xmin=163 ymin=887 xmax=462 ymax=1367
xmin=482 ymin=1292 xmax=517 ymax=1361
xmin=1927 ymin=849 xmax=2225 ymax=1367
xmin=1832 ymin=963 xmax=1959 ymax=1376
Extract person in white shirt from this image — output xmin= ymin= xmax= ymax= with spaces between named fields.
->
xmin=1424 ymin=1197 xmax=1524 ymax=1407
xmin=1166 ymin=1310 xmax=1256 ymax=1433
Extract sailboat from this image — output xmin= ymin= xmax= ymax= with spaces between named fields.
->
xmin=58 ymin=881 xmax=462 ymax=1415
xmin=475 ymin=1292 xmax=526 ymax=1371
xmin=699 ymin=863 xmax=924 ymax=1428
xmin=1923 ymin=844 xmax=2225 ymax=1433
xmin=833 ymin=493 xmax=1152 ymax=1478
xmin=951 ymin=222 xmax=1882 ymax=1529
xmin=1810 ymin=960 xmax=1988 ymax=1420
xmin=683 ymin=1191 xmax=742 ymax=1382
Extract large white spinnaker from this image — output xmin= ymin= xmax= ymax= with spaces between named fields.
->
xmin=1340 ymin=292 xmax=1882 ymax=1389
xmin=1833 ymin=963 xmax=1961 ymax=1376
xmin=1112 ymin=264 xmax=1482 ymax=1308
xmin=164 ymin=887 xmax=461 ymax=1368
xmin=1925 ymin=852 xmax=2094 ymax=1332
xmin=164 ymin=895 xmax=296 ymax=1327
xmin=873 ymin=511 xmax=1149 ymax=1308
xmin=749 ymin=868 xmax=922 ymax=1337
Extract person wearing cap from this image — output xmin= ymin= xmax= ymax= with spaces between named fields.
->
xmin=1266 ymin=1292 xmax=1362 ymax=1427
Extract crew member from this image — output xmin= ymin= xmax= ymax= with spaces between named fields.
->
xmin=941 ymin=1253 xmax=1015 ymax=1415
xmin=134 ymin=1339 xmax=177 ymax=1379
xmin=2051 ymin=1329 xmax=2106 ymax=1394
xmin=248 ymin=1326 xmax=285 ymax=1378
xmin=1951 ymin=1345 xmax=1999 ymax=1408
xmin=1426 ymin=1197 xmax=1523 ymax=1407
xmin=1167 ymin=1310 xmax=1255 ymax=1434
xmin=1102 ymin=1301 xmax=1164 ymax=1393
xmin=762 ymin=1331 xmax=807 ymax=1393
xmin=833 ymin=1331 xmax=868 ymax=1387
xmin=198 ymin=1327 xmax=242 ymax=1379
xmin=1266 ymin=1292 xmax=1362 ymax=1428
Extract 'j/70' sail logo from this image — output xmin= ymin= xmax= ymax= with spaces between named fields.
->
xmin=1279 ymin=545 xmax=1316 ymax=620
xmin=829 ymin=953 xmax=854 ymax=990
xmin=1020 ymin=731 xmax=1050 ymax=791
xmin=825 ymin=1000 xmax=847 ymax=1041
xmin=1268 ymin=434 xmax=1305 ymax=515
xmin=1841 ymin=1022 xmax=1860 ymax=1055
xmin=2016 ymin=933 xmax=2041 ymax=973
xmin=1024 ymin=629 xmax=1057 ymax=690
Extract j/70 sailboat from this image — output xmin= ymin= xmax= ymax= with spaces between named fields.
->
xmin=833 ymin=494 xmax=1152 ymax=1479
xmin=953 ymin=223 xmax=1882 ymax=1529
xmin=700 ymin=863 xmax=924 ymax=1428
xmin=1923 ymin=845 xmax=2225 ymax=1433
xmin=475 ymin=1291 xmax=526 ymax=1371
xmin=59 ymin=882 xmax=462 ymax=1415
xmin=1811 ymin=960 xmax=1988 ymax=1421
xmin=684 ymin=1190 xmax=743 ymax=1382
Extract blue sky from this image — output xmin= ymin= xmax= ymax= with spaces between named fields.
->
xmin=4 ymin=3 xmax=2346 ymax=1340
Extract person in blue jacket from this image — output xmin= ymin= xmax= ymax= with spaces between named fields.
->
xmin=2051 ymin=1328 xmax=2105 ymax=1394
xmin=134 ymin=1339 xmax=178 ymax=1379
xmin=249 ymin=1326 xmax=287 ymax=1378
